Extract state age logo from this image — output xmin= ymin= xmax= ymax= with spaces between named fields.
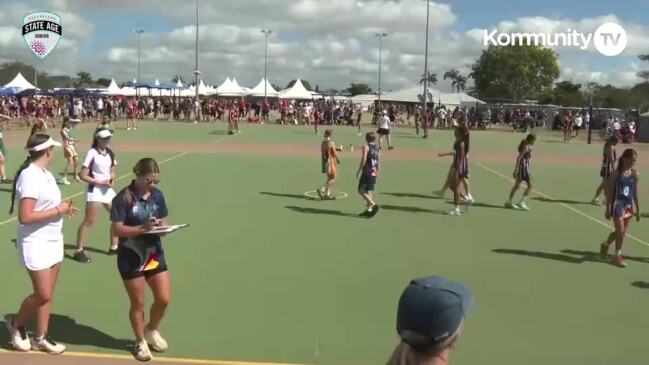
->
xmin=23 ymin=12 xmax=63 ymax=59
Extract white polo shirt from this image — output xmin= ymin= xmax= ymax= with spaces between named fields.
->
xmin=16 ymin=163 xmax=63 ymax=242
xmin=379 ymin=115 xmax=390 ymax=129
xmin=83 ymin=148 xmax=115 ymax=182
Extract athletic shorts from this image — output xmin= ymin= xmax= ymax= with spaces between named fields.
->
xmin=358 ymin=174 xmax=376 ymax=192
xmin=117 ymin=238 xmax=168 ymax=280
xmin=377 ymin=128 xmax=390 ymax=136
xmin=64 ymin=144 xmax=78 ymax=158
xmin=87 ymin=185 xmax=116 ymax=204
xmin=17 ymin=236 xmax=64 ymax=271
xmin=517 ymin=167 xmax=531 ymax=183
xmin=612 ymin=201 xmax=633 ymax=220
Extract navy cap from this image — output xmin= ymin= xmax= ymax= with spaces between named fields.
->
xmin=397 ymin=276 xmax=471 ymax=348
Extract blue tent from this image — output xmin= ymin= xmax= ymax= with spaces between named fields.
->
xmin=0 ymin=86 xmax=23 ymax=95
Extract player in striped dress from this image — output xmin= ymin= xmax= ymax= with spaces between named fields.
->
xmin=438 ymin=125 xmax=472 ymax=215
xmin=600 ymin=148 xmax=639 ymax=267
xmin=317 ymin=129 xmax=341 ymax=200
xmin=591 ymin=136 xmax=618 ymax=205
xmin=506 ymin=134 xmax=536 ymax=210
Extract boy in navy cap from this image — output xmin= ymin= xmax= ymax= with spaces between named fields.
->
xmin=387 ymin=276 xmax=471 ymax=365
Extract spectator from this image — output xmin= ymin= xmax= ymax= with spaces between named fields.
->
xmin=387 ymin=276 xmax=471 ymax=365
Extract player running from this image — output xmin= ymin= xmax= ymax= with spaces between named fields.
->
xmin=592 ymin=136 xmax=618 ymax=205
xmin=317 ymin=129 xmax=341 ymax=200
xmin=600 ymin=148 xmax=639 ymax=268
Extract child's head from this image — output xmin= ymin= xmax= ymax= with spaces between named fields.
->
xmin=324 ymin=129 xmax=333 ymax=138
xmin=366 ymin=132 xmax=377 ymax=143
xmin=526 ymin=134 xmax=537 ymax=145
xmin=619 ymin=148 xmax=637 ymax=171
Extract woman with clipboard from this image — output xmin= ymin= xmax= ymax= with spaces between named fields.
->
xmin=110 ymin=157 xmax=172 ymax=362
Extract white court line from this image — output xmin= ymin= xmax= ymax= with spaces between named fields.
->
xmin=475 ymin=162 xmax=649 ymax=248
xmin=0 ymin=135 xmax=230 ymax=228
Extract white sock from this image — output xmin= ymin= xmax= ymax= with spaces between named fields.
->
xmin=616 ymin=250 xmax=622 ymax=256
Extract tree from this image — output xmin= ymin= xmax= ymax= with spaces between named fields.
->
xmin=443 ymin=69 xmax=460 ymax=92
xmin=75 ymin=71 xmax=93 ymax=87
xmin=346 ymin=83 xmax=372 ymax=96
xmin=638 ymin=55 xmax=649 ymax=81
xmin=471 ymin=45 xmax=560 ymax=101
xmin=315 ymin=84 xmax=320 ymax=93
xmin=172 ymin=75 xmax=185 ymax=84
xmin=455 ymin=75 xmax=467 ymax=92
xmin=420 ymin=71 xmax=438 ymax=85
xmin=286 ymin=79 xmax=313 ymax=91
xmin=95 ymin=78 xmax=111 ymax=87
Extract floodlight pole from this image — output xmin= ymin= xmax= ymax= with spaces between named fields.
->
xmin=376 ymin=33 xmax=387 ymax=110
xmin=421 ymin=0 xmax=431 ymax=138
xmin=194 ymin=0 xmax=201 ymax=122
xmin=261 ymin=29 xmax=273 ymax=102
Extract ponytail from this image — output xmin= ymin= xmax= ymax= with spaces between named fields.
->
xmin=9 ymin=156 xmax=32 ymax=214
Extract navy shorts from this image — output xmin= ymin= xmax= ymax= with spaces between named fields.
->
xmin=117 ymin=238 xmax=168 ymax=280
xmin=358 ymin=174 xmax=376 ymax=192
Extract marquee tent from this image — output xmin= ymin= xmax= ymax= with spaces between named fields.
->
xmin=279 ymin=79 xmax=313 ymax=100
xmin=4 ymin=72 xmax=37 ymax=90
xmin=248 ymin=78 xmax=279 ymax=97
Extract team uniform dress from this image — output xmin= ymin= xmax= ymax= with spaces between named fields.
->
xmin=62 ymin=127 xmax=78 ymax=158
xmin=600 ymin=148 xmax=617 ymax=178
xmin=453 ymin=141 xmax=469 ymax=179
xmin=83 ymin=148 xmax=116 ymax=204
xmin=358 ymin=144 xmax=379 ymax=191
xmin=610 ymin=171 xmax=635 ymax=221
xmin=15 ymin=164 xmax=64 ymax=271
xmin=111 ymin=183 xmax=169 ymax=280
xmin=515 ymin=146 xmax=532 ymax=183
xmin=321 ymin=142 xmax=337 ymax=179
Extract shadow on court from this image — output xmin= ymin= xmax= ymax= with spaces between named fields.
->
xmin=64 ymin=245 xmax=110 ymax=259
xmin=631 ymin=281 xmax=649 ymax=289
xmin=0 ymin=314 xmax=130 ymax=352
xmin=493 ymin=248 xmax=649 ymax=265
xmin=208 ymin=130 xmax=228 ymax=135
xmin=260 ymin=192 xmax=315 ymax=200
xmin=381 ymin=204 xmax=446 ymax=215
xmin=532 ymin=197 xmax=594 ymax=206
xmin=0 ymin=187 xmax=12 ymax=193
xmin=382 ymin=192 xmax=442 ymax=200
xmin=446 ymin=201 xmax=511 ymax=210
xmin=285 ymin=206 xmax=362 ymax=218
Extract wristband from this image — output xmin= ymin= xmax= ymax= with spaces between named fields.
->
xmin=55 ymin=207 xmax=61 ymax=216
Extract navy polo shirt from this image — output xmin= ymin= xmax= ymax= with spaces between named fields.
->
xmin=111 ymin=181 xmax=168 ymax=246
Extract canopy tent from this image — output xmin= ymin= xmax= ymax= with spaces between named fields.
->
xmin=4 ymin=72 xmax=37 ymax=90
xmin=247 ymin=78 xmax=279 ymax=97
xmin=380 ymin=86 xmax=484 ymax=106
xmin=154 ymin=79 xmax=160 ymax=86
xmin=216 ymin=77 xmax=245 ymax=97
xmin=102 ymin=79 xmax=124 ymax=95
xmin=0 ymin=86 xmax=23 ymax=95
xmin=279 ymin=79 xmax=313 ymax=100
xmin=175 ymin=79 xmax=184 ymax=88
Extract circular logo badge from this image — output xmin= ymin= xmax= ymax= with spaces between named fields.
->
xmin=593 ymin=22 xmax=627 ymax=56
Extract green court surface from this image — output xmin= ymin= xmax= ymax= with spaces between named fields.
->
xmin=1 ymin=121 xmax=649 ymax=365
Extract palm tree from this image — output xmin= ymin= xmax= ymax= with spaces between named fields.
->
xmin=420 ymin=71 xmax=438 ymax=86
xmin=443 ymin=69 xmax=460 ymax=92
xmin=455 ymin=75 xmax=467 ymax=93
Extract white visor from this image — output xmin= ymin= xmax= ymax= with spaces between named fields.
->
xmin=96 ymin=130 xmax=112 ymax=139
xmin=29 ymin=138 xmax=62 ymax=152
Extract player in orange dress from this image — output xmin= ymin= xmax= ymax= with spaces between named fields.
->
xmin=317 ymin=129 xmax=341 ymax=200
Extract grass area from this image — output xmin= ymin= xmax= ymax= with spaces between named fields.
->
xmin=1 ymin=121 xmax=648 ymax=364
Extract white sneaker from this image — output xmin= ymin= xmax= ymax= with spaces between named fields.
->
xmin=133 ymin=127 xmax=138 ymax=131
xmin=519 ymin=202 xmax=530 ymax=211
xmin=145 ymin=327 xmax=168 ymax=352
xmin=505 ymin=201 xmax=520 ymax=210
xmin=31 ymin=335 xmax=66 ymax=355
xmin=448 ymin=207 xmax=461 ymax=216
xmin=127 ymin=127 xmax=133 ymax=131
xmin=463 ymin=196 xmax=474 ymax=205
xmin=5 ymin=316 xmax=31 ymax=351
xmin=134 ymin=340 xmax=153 ymax=362
xmin=59 ymin=178 xmax=71 ymax=185
xmin=591 ymin=198 xmax=601 ymax=206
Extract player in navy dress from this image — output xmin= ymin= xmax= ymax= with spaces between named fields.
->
xmin=600 ymin=148 xmax=640 ymax=268
xmin=356 ymin=132 xmax=380 ymax=217
xmin=506 ymin=134 xmax=536 ymax=210
xmin=591 ymin=136 xmax=618 ymax=205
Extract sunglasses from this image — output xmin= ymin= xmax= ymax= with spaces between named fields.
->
xmin=144 ymin=177 xmax=160 ymax=185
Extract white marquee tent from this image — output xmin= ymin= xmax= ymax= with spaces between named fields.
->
xmin=4 ymin=72 xmax=37 ymax=90
xmin=381 ymin=86 xmax=484 ymax=106
xmin=102 ymin=79 xmax=124 ymax=95
xmin=216 ymin=77 xmax=245 ymax=97
xmin=248 ymin=78 xmax=279 ymax=97
xmin=279 ymin=79 xmax=313 ymax=100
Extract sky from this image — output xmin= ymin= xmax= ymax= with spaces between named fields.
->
xmin=0 ymin=0 xmax=648 ymax=91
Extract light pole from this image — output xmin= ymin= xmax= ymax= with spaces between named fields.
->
xmin=421 ymin=0 xmax=430 ymax=138
xmin=194 ymin=0 xmax=200 ymax=122
xmin=132 ymin=29 xmax=145 ymax=83
xmin=376 ymin=33 xmax=387 ymax=110
xmin=261 ymin=29 xmax=273 ymax=102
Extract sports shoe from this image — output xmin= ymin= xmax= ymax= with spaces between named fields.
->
xmin=133 ymin=340 xmax=153 ymax=362
xmin=519 ymin=202 xmax=530 ymax=211
xmin=388 ymin=146 xmax=395 ymax=150
xmin=463 ymin=196 xmax=475 ymax=205
xmin=316 ymin=189 xmax=325 ymax=200
xmin=591 ymin=198 xmax=601 ymax=206
xmin=367 ymin=205 xmax=380 ymax=218
xmin=144 ymin=327 xmax=168 ymax=352
xmin=0 ymin=178 xmax=10 ymax=184
xmin=448 ymin=207 xmax=462 ymax=216
xmin=58 ymin=178 xmax=71 ymax=185
xmin=31 ymin=335 xmax=66 ymax=355
xmin=505 ymin=201 xmax=519 ymax=210
xmin=613 ymin=255 xmax=627 ymax=268
xmin=73 ymin=250 xmax=91 ymax=263
xmin=108 ymin=246 xmax=118 ymax=255
xmin=133 ymin=127 xmax=138 ymax=131
xmin=5 ymin=315 xmax=31 ymax=351
xmin=600 ymin=243 xmax=609 ymax=261
xmin=127 ymin=127 xmax=133 ymax=131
